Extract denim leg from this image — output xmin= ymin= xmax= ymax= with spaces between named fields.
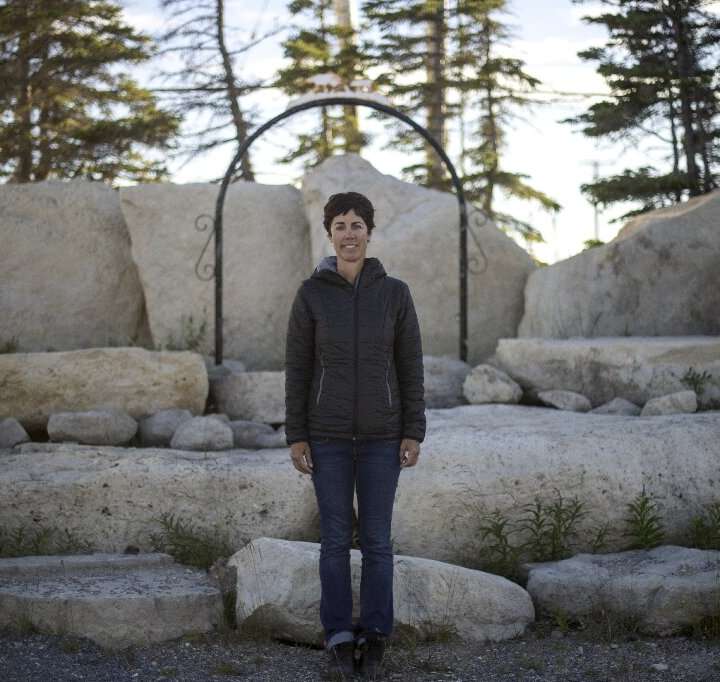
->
xmin=355 ymin=438 xmax=402 ymax=638
xmin=310 ymin=438 xmax=355 ymax=644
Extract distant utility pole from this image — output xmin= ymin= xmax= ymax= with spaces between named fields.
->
xmin=581 ymin=159 xmax=606 ymax=240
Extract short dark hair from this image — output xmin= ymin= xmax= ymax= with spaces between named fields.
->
xmin=323 ymin=192 xmax=375 ymax=236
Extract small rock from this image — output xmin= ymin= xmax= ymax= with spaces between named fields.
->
xmin=170 ymin=416 xmax=233 ymax=451
xmin=424 ymin=355 xmax=473 ymax=408
xmin=255 ymin=428 xmax=286 ymax=449
xmin=229 ymin=420 xmax=275 ymax=448
xmin=0 ymin=418 xmax=30 ymax=448
xmin=138 ymin=409 xmax=193 ymax=447
xmin=610 ymin=643 xmax=619 ymax=649
xmin=590 ymin=398 xmax=641 ymax=416
xmin=641 ymin=390 xmax=697 ymax=416
xmin=48 ymin=408 xmax=138 ymax=446
xmin=650 ymin=663 xmax=669 ymax=672
xmin=538 ymin=390 xmax=592 ymax=412
xmin=550 ymin=629 xmax=564 ymax=639
xmin=463 ymin=364 xmax=523 ymax=405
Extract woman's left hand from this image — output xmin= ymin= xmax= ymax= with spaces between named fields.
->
xmin=399 ymin=438 xmax=420 ymax=468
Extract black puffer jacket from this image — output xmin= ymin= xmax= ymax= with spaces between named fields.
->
xmin=285 ymin=256 xmax=425 ymax=445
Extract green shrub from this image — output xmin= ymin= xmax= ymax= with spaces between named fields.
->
xmin=149 ymin=512 xmax=233 ymax=570
xmin=0 ymin=524 xmax=92 ymax=558
xmin=689 ymin=502 xmax=720 ymax=550
xmin=623 ymin=487 xmax=664 ymax=549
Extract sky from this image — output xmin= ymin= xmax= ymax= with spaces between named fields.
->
xmin=117 ymin=0 xmax=720 ymax=264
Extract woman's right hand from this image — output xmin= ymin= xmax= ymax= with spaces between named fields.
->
xmin=290 ymin=441 xmax=314 ymax=475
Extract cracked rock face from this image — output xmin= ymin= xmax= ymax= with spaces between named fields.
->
xmin=0 ymin=179 xmax=150 ymax=353
xmin=524 ymin=545 xmax=720 ymax=635
xmin=518 ymin=189 xmax=720 ymax=338
xmin=119 ymin=182 xmax=310 ymax=370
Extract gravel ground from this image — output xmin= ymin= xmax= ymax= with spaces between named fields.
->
xmin=1 ymin=619 xmax=719 ymax=681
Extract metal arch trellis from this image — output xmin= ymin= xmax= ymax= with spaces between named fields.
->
xmin=199 ymin=95 xmax=489 ymax=366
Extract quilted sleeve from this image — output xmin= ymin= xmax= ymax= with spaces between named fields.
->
xmin=394 ymin=282 xmax=426 ymax=443
xmin=285 ymin=285 xmax=314 ymax=445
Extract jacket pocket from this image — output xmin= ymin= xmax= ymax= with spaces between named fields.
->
xmin=385 ymin=356 xmax=392 ymax=408
xmin=316 ymin=352 xmax=326 ymax=406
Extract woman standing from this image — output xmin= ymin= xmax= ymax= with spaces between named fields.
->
xmin=285 ymin=191 xmax=425 ymax=679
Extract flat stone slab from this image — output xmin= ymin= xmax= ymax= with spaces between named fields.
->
xmin=493 ymin=336 xmax=720 ymax=409
xmin=0 ymin=553 xmax=223 ymax=649
xmin=1 ymin=406 xmax=719 ymax=566
xmin=524 ymin=545 xmax=720 ymax=636
xmin=229 ymin=537 xmax=534 ymax=645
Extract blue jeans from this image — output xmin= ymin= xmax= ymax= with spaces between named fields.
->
xmin=310 ymin=437 xmax=402 ymax=649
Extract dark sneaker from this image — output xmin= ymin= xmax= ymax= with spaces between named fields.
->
xmin=327 ymin=640 xmax=356 ymax=680
xmin=357 ymin=632 xmax=386 ymax=679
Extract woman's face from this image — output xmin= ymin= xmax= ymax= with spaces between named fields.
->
xmin=328 ymin=208 xmax=370 ymax=265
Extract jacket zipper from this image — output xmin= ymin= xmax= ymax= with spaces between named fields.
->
xmin=385 ymin=357 xmax=392 ymax=407
xmin=352 ymin=283 xmax=359 ymax=440
xmin=316 ymin=353 xmax=325 ymax=406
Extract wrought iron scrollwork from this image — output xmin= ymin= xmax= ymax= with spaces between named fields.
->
xmin=466 ymin=205 xmax=490 ymax=276
xmin=194 ymin=213 xmax=215 ymax=281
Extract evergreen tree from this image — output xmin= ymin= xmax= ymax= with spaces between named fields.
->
xmin=0 ymin=0 xmax=179 ymax=184
xmin=450 ymin=0 xmax=560 ymax=243
xmin=566 ymin=0 xmax=720 ymax=219
xmin=361 ymin=0 xmax=449 ymax=188
xmin=155 ymin=0 xmax=280 ymax=182
xmin=273 ymin=0 xmax=370 ymax=173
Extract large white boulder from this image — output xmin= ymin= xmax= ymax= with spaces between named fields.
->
xmin=492 ymin=336 xmax=720 ymax=409
xmin=524 ymin=545 xmax=720 ymax=635
xmin=119 ymin=182 xmax=310 ymax=370
xmin=519 ymin=189 xmax=720 ymax=338
xmin=0 ymin=348 xmax=208 ymax=432
xmin=0 ymin=179 xmax=150 ymax=352
xmin=229 ymin=537 xmax=534 ymax=645
xmin=1 ymin=406 xmax=718 ymax=566
xmin=301 ymin=155 xmax=536 ymax=364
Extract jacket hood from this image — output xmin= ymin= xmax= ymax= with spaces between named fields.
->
xmin=311 ymin=255 xmax=387 ymax=288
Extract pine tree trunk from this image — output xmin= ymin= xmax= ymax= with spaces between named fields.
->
xmin=482 ymin=20 xmax=498 ymax=217
xmin=333 ymin=0 xmax=362 ymax=152
xmin=12 ymin=30 xmax=33 ymax=183
xmin=216 ymin=0 xmax=255 ymax=181
xmin=424 ymin=0 xmax=446 ymax=188
xmin=667 ymin=88 xmax=683 ymax=202
xmin=668 ymin=7 xmax=700 ymax=196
